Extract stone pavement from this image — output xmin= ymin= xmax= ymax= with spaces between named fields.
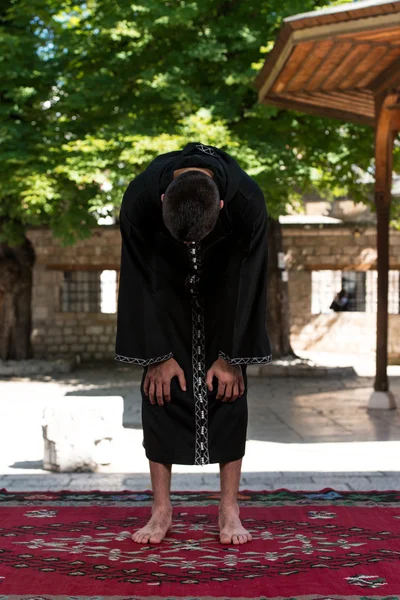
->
xmin=1 ymin=359 xmax=400 ymax=493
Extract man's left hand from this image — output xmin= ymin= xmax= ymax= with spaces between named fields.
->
xmin=206 ymin=357 xmax=245 ymax=403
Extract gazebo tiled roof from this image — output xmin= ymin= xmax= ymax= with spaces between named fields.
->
xmin=256 ymin=0 xmax=400 ymax=126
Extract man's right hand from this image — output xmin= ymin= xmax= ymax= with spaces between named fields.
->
xmin=144 ymin=357 xmax=187 ymax=406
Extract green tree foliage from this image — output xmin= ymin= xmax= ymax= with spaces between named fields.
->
xmin=1 ymin=0 xmax=399 ymax=246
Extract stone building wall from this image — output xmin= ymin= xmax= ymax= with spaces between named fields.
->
xmin=28 ymin=227 xmax=121 ymax=361
xmin=282 ymin=224 xmax=400 ymax=359
xmin=27 ymin=223 xmax=400 ymax=362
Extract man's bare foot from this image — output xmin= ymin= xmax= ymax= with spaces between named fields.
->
xmin=218 ymin=503 xmax=252 ymax=545
xmin=132 ymin=505 xmax=172 ymax=544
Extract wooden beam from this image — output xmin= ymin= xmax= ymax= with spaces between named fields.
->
xmin=356 ymin=47 xmax=400 ymax=88
xmin=271 ymin=42 xmax=315 ymax=94
xmin=279 ymin=90 xmax=374 ymax=119
xmin=292 ymin=13 xmax=400 ymax=45
xmin=334 ymin=89 xmax=374 ymax=103
xmin=370 ymin=58 xmax=400 ymax=94
xmin=284 ymin=40 xmax=334 ymax=93
xmin=285 ymin=1 xmax=398 ymax=29
xmin=340 ymin=26 xmax=400 ymax=43
xmin=262 ymin=95 xmax=373 ymax=125
xmin=338 ymin=45 xmax=390 ymax=90
xmin=389 ymin=110 xmax=400 ymax=131
xmin=320 ymin=44 xmax=372 ymax=90
xmin=317 ymin=90 xmax=374 ymax=113
xmin=255 ymin=23 xmax=292 ymax=92
xmin=345 ymin=39 xmax=398 ymax=50
xmin=373 ymin=93 xmax=397 ymax=393
xmin=257 ymin=33 xmax=294 ymax=101
xmin=318 ymin=87 xmax=374 ymax=101
xmin=305 ymin=41 xmax=350 ymax=91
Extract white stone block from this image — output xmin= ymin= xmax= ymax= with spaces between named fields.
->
xmin=42 ymin=396 xmax=124 ymax=472
xmin=368 ymin=390 xmax=397 ymax=410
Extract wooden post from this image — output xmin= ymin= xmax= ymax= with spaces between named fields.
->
xmin=373 ymin=94 xmax=398 ymax=394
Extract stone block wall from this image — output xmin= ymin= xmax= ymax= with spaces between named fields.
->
xmin=27 ymin=222 xmax=400 ymax=362
xmin=282 ymin=224 xmax=400 ymax=359
xmin=28 ymin=227 xmax=121 ymax=361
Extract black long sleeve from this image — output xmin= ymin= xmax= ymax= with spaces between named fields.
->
xmin=114 ymin=190 xmax=173 ymax=366
xmin=218 ymin=185 xmax=272 ymax=365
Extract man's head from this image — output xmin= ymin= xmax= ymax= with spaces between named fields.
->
xmin=162 ymin=169 xmax=223 ymax=243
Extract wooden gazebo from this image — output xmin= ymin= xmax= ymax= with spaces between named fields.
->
xmin=256 ymin=0 xmax=400 ymax=408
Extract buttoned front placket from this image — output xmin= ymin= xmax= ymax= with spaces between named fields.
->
xmin=185 ymin=241 xmax=209 ymax=466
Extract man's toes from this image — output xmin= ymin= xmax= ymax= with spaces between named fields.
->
xmin=246 ymin=533 xmax=252 ymax=542
xmin=149 ymin=533 xmax=162 ymax=544
xmin=220 ymin=532 xmax=232 ymax=544
xmin=238 ymin=534 xmax=246 ymax=544
xmin=232 ymin=534 xmax=240 ymax=545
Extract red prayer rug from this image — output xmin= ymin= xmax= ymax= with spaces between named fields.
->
xmin=0 ymin=487 xmax=399 ymax=599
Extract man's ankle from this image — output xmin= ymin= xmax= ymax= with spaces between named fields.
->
xmin=152 ymin=501 xmax=173 ymax=514
xmin=219 ymin=499 xmax=239 ymax=514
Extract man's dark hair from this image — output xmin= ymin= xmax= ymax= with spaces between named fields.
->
xmin=162 ymin=170 xmax=220 ymax=242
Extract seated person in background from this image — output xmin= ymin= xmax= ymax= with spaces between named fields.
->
xmin=330 ymin=289 xmax=349 ymax=312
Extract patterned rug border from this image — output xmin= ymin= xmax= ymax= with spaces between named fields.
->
xmin=2 ymin=488 xmax=400 ymax=495
xmin=1 ymin=487 xmax=400 ymax=509
xmin=2 ymin=487 xmax=400 ymax=497
xmin=0 ymin=594 xmax=400 ymax=600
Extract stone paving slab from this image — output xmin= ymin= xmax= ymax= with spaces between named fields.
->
xmin=0 ymin=472 xmax=399 ymax=492
xmin=357 ymin=477 xmax=400 ymax=491
xmin=270 ymin=482 xmax=352 ymax=491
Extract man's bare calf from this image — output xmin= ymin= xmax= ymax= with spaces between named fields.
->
xmin=132 ymin=461 xmax=172 ymax=544
xmin=219 ymin=458 xmax=252 ymax=544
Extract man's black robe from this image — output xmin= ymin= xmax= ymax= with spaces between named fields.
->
xmin=115 ymin=142 xmax=272 ymax=466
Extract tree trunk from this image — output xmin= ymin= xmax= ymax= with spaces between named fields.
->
xmin=0 ymin=235 xmax=35 ymax=360
xmin=266 ymin=217 xmax=295 ymax=358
